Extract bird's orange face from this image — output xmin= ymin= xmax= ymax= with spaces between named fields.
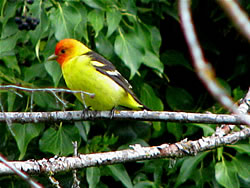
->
xmin=49 ymin=38 xmax=90 ymax=66
xmin=54 ymin=39 xmax=77 ymax=66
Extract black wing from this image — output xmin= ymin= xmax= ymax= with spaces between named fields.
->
xmin=85 ymin=51 xmax=148 ymax=108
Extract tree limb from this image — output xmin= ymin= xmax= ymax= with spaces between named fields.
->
xmin=0 ymin=110 xmax=249 ymax=125
xmin=0 ymin=155 xmax=42 ymax=187
xmin=0 ymin=127 xmax=249 ymax=175
xmin=217 ymin=0 xmax=250 ymax=42
xmin=178 ymin=0 xmax=250 ymax=126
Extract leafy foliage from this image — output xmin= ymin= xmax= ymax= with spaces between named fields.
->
xmin=0 ymin=0 xmax=249 ymax=187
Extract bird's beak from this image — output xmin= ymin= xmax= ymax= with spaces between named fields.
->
xmin=47 ymin=54 xmax=58 ymax=61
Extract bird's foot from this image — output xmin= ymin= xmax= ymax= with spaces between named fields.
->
xmin=82 ymin=106 xmax=91 ymax=118
xmin=110 ymin=107 xmax=116 ymax=119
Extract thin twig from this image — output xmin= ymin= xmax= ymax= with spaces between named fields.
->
xmin=178 ymin=0 xmax=250 ymax=126
xmin=0 ymin=85 xmax=95 ymax=109
xmin=0 ymin=85 xmax=95 ymax=97
xmin=217 ymin=0 xmax=250 ymax=42
xmin=0 ymin=154 xmax=42 ymax=187
xmin=72 ymin=141 xmax=80 ymax=188
xmin=0 ymin=99 xmax=15 ymax=136
xmin=48 ymin=174 xmax=61 ymax=188
xmin=214 ymin=87 xmax=250 ymax=136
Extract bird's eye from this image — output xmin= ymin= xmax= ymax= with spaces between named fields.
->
xmin=61 ymin=49 xmax=66 ymax=54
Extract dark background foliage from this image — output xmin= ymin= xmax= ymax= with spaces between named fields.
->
xmin=0 ymin=0 xmax=249 ymax=187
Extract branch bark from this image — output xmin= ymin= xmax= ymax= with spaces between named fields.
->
xmin=178 ymin=0 xmax=250 ymax=126
xmin=0 ymin=127 xmax=249 ymax=175
xmin=217 ymin=0 xmax=250 ymax=42
xmin=0 ymin=110 xmax=249 ymax=125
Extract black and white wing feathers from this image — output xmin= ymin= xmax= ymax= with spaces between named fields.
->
xmin=85 ymin=51 xmax=147 ymax=108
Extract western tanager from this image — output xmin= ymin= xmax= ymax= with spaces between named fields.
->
xmin=48 ymin=38 xmax=149 ymax=111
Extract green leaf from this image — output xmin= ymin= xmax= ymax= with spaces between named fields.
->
xmin=44 ymin=61 xmax=62 ymax=87
xmin=88 ymin=9 xmax=104 ymax=37
xmin=107 ymin=164 xmax=133 ymax=188
xmin=217 ymin=147 xmax=223 ymax=161
xmin=11 ymin=123 xmax=44 ymax=160
xmin=217 ymin=78 xmax=231 ymax=95
xmin=0 ymin=32 xmax=22 ymax=55
xmin=29 ymin=1 xmax=49 ymax=45
xmin=33 ymin=92 xmax=60 ymax=110
xmin=1 ymin=0 xmax=17 ymax=26
xmin=135 ymin=24 xmax=161 ymax=55
xmin=134 ymin=182 xmax=154 ymax=188
xmin=95 ymin=33 xmax=114 ymax=59
xmin=140 ymin=83 xmax=163 ymax=110
xmin=227 ymin=144 xmax=250 ymax=154
xmin=0 ymin=119 xmax=8 ymax=149
xmin=175 ymin=151 xmax=209 ymax=186
xmin=86 ymin=135 xmax=118 ymax=153
xmin=232 ymin=155 xmax=250 ymax=182
xmin=74 ymin=121 xmax=90 ymax=142
xmin=86 ymin=167 xmax=101 ymax=188
xmin=232 ymin=87 xmax=245 ymax=101
xmin=74 ymin=3 xmax=88 ymax=42
xmin=82 ymin=0 xmax=106 ymax=9
xmin=115 ymin=33 xmax=143 ymax=78
xmin=151 ymin=122 xmax=165 ymax=139
xmin=164 ymin=3 xmax=179 ymax=22
xmin=142 ymin=50 xmax=164 ymax=73
xmin=149 ymin=26 xmax=161 ymax=55
xmin=132 ymin=24 xmax=163 ymax=73
xmin=192 ymin=123 xmax=215 ymax=136
xmin=28 ymin=0 xmax=42 ymax=17
xmin=39 ymin=125 xmax=81 ymax=156
xmin=152 ymin=160 xmax=164 ymax=185
xmin=120 ymin=0 xmax=137 ymax=15
xmin=215 ymin=161 xmax=240 ymax=188
xmin=42 ymin=37 xmax=57 ymax=58
xmin=106 ymin=9 xmax=122 ymax=37
xmin=189 ymin=161 xmax=215 ymax=186
xmin=167 ymin=122 xmax=183 ymax=140
xmin=1 ymin=55 xmax=21 ymax=74
xmin=17 ymin=44 xmax=36 ymax=62
xmin=166 ymin=86 xmax=195 ymax=111
xmin=7 ymin=91 xmax=16 ymax=112
xmin=23 ymin=63 xmax=46 ymax=82
xmin=183 ymin=125 xmax=199 ymax=137
xmin=50 ymin=3 xmax=82 ymax=40
xmin=161 ymin=50 xmax=193 ymax=70
xmin=0 ymin=64 xmax=16 ymax=83
xmin=152 ymin=121 xmax=161 ymax=132
xmin=1 ymin=18 xmax=18 ymax=39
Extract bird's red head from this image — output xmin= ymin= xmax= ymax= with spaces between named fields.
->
xmin=48 ymin=38 xmax=91 ymax=66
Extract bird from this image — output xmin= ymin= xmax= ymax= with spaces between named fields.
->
xmin=48 ymin=38 xmax=150 ymax=111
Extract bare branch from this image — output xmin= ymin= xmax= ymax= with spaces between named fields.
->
xmin=178 ymin=0 xmax=250 ymax=125
xmin=0 ymin=154 xmax=42 ymax=187
xmin=72 ymin=141 xmax=80 ymax=188
xmin=0 ymin=85 xmax=94 ymax=97
xmin=0 ymin=84 xmax=249 ymax=125
xmin=0 ymin=110 xmax=249 ymax=125
xmin=214 ymin=87 xmax=250 ymax=136
xmin=48 ymin=175 xmax=61 ymax=188
xmin=178 ymin=0 xmax=236 ymax=111
xmin=217 ymin=0 xmax=250 ymax=42
xmin=0 ymin=85 xmax=95 ymax=109
xmin=0 ymin=127 xmax=249 ymax=175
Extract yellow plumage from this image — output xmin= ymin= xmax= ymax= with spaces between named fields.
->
xmin=48 ymin=38 xmax=149 ymax=111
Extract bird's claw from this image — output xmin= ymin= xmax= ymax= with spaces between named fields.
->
xmin=110 ymin=107 xmax=116 ymax=119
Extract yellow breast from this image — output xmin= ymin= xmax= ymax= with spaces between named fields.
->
xmin=62 ymin=55 xmax=126 ymax=110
